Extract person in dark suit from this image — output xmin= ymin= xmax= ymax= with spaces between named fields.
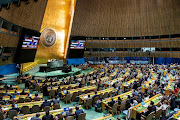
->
xmin=117 ymin=97 xmax=122 ymax=105
xmin=65 ymin=108 xmax=74 ymax=118
xmin=43 ymin=84 xmax=48 ymax=96
xmin=42 ymin=111 xmax=53 ymax=120
xmin=126 ymin=95 xmax=132 ymax=109
xmin=10 ymin=104 xmax=19 ymax=112
xmin=75 ymin=106 xmax=84 ymax=118
xmin=93 ymin=92 xmax=99 ymax=99
xmin=108 ymin=98 xmax=115 ymax=107
xmin=52 ymin=96 xmax=60 ymax=104
xmin=41 ymin=99 xmax=51 ymax=108
xmin=137 ymin=94 xmax=142 ymax=103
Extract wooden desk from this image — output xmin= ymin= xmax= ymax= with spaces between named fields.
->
xmin=14 ymin=106 xmax=83 ymax=120
xmin=61 ymin=86 xmax=97 ymax=97
xmin=110 ymin=68 xmax=118 ymax=80
xmin=79 ymin=88 xmax=116 ymax=104
xmin=47 ymin=84 xmax=78 ymax=91
xmin=165 ymin=80 xmax=175 ymax=96
xmin=132 ymin=93 xmax=162 ymax=119
xmin=122 ymin=78 xmax=137 ymax=91
xmin=167 ymin=73 xmax=175 ymax=81
xmin=102 ymin=91 xmax=132 ymax=111
xmin=0 ymin=89 xmax=29 ymax=94
xmin=173 ymin=110 xmax=180 ymax=119
xmin=104 ymin=77 xmax=123 ymax=89
xmin=39 ymin=81 xmax=62 ymax=86
xmin=0 ymin=85 xmax=19 ymax=90
xmin=2 ymin=101 xmax=44 ymax=112
xmin=93 ymin=114 xmax=115 ymax=120
xmin=141 ymin=78 xmax=156 ymax=93
xmin=89 ymin=76 xmax=109 ymax=86
xmin=2 ymin=93 xmax=43 ymax=101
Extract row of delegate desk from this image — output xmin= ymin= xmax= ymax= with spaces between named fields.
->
xmin=14 ymin=106 xmax=83 ymax=120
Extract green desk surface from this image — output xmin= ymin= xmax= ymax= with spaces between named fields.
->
xmin=135 ymin=97 xmax=160 ymax=112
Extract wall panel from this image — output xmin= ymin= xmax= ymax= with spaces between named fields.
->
xmin=0 ymin=0 xmax=48 ymax=31
xmin=71 ymin=0 xmax=180 ymax=37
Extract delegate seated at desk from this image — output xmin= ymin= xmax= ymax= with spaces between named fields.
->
xmin=75 ymin=106 xmax=84 ymax=118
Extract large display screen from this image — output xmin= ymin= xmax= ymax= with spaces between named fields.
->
xmin=14 ymin=28 xmax=41 ymax=64
xmin=70 ymin=40 xmax=85 ymax=49
xmin=22 ymin=35 xmax=40 ymax=49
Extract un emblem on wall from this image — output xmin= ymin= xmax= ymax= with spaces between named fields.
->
xmin=40 ymin=28 xmax=57 ymax=48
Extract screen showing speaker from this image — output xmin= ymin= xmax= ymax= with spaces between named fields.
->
xmin=14 ymin=28 xmax=41 ymax=64
xmin=68 ymin=40 xmax=86 ymax=58
xmin=22 ymin=35 xmax=40 ymax=49
xmin=70 ymin=40 xmax=85 ymax=49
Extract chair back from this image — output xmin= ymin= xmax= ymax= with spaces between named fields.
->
xmin=99 ymin=93 xmax=103 ymax=98
xmin=21 ymin=106 xmax=30 ymax=114
xmin=78 ymin=91 xmax=82 ymax=95
xmin=0 ymin=112 xmax=4 ymax=120
xmin=44 ymin=106 xmax=50 ymax=111
xmin=25 ymin=98 xmax=31 ymax=102
xmin=78 ymin=113 xmax=86 ymax=120
xmin=72 ymin=92 xmax=78 ymax=101
xmin=50 ymin=89 xmax=55 ymax=98
xmin=67 ymin=86 xmax=72 ymax=90
xmin=53 ymin=103 xmax=61 ymax=110
xmin=18 ymin=98 xmax=25 ymax=103
xmin=34 ymin=97 xmax=41 ymax=101
xmin=66 ymin=116 xmax=74 ymax=120
xmin=98 ymin=87 xmax=102 ymax=91
xmin=81 ymin=79 xmax=85 ymax=84
xmin=56 ymin=113 xmax=64 ymax=120
xmin=118 ymin=90 xmax=122 ymax=95
xmin=112 ymin=102 xmax=118 ymax=113
xmin=8 ymin=100 xmax=14 ymax=104
xmin=60 ymin=82 xmax=64 ymax=85
xmin=93 ymin=96 xmax=99 ymax=106
xmin=31 ymin=105 xmax=40 ymax=113
xmin=65 ymin=94 xmax=71 ymax=103
xmin=97 ymin=102 xmax=102 ymax=108
xmin=146 ymin=111 xmax=155 ymax=120
xmin=103 ymin=92 xmax=108 ymax=99
xmin=155 ymin=108 xmax=162 ymax=119
xmin=84 ymin=90 xmax=90 ymax=94
xmin=86 ymin=98 xmax=93 ymax=106
xmin=35 ymin=85 xmax=41 ymax=91
xmin=108 ymin=91 xmax=113 ymax=97
xmin=8 ymin=110 xmax=17 ymax=119
xmin=120 ymin=100 xmax=126 ymax=110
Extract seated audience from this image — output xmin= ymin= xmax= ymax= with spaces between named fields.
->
xmin=20 ymin=89 xmax=27 ymax=95
xmin=108 ymin=98 xmax=115 ymax=107
xmin=34 ymin=93 xmax=39 ymax=98
xmin=31 ymin=113 xmax=41 ymax=120
xmin=93 ymin=92 xmax=99 ymax=99
xmin=10 ymin=104 xmax=19 ymax=112
xmin=42 ymin=111 xmax=53 ymax=120
xmin=52 ymin=96 xmax=60 ymax=104
xmin=65 ymin=108 xmax=74 ymax=118
xmin=117 ymin=97 xmax=122 ymax=105
xmin=4 ymin=90 xmax=11 ymax=96
xmin=42 ymin=99 xmax=51 ymax=108
xmin=75 ymin=106 xmax=84 ymax=118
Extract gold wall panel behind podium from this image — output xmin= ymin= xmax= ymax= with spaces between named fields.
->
xmin=35 ymin=0 xmax=76 ymax=64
